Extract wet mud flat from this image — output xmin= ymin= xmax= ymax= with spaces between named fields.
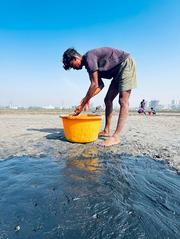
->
xmin=0 ymin=112 xmax=180 ymax=170
xmin=0 ymin=149 xmax=180 ymax=239
xmin=0 ymin=112 xmax=180 ymax=238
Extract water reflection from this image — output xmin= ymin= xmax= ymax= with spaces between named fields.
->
xmin=65 ymin=145 xmax=100 ymax=174
xmin=0 ymin=153 xmax=180 ymax=239
xmin=67 ymin=158 xmax=99 ymax=172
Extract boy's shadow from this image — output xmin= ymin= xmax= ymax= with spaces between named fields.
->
xmin=27 ymin=128 xmax=66 ymax=141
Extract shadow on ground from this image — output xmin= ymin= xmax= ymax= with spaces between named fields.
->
xmin=27 ymin=128 xmax=66 ymax=141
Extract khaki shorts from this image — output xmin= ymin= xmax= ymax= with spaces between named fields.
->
xmin=113 ymin=56 xmax=137 ymax=92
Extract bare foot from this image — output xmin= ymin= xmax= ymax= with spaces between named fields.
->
xmin=99 ymin=136 xmax=120 ymax=147
xmin=98 ymin=130 xmax=110 ymax=137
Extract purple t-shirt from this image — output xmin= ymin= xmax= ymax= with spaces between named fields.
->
xmin=82 ymin=47 xmax=129 ymax=79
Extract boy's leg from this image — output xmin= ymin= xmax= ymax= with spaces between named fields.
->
xmin=99 ymin=81 xmax=119 ymax=137
xmin=100 ymin=90 xmax=131 ymax=146
xmin=99 ymin=56 xmax=136 ymax=146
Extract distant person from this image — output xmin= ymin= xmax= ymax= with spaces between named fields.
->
xmin=62 ymin=47 xmax=137 ymax=146
xmin=138 ymin=99 xmax=146 ymax=115
xmin=148 ymin=107 xmax=156 ymax=115
xmin=92 ymin=105 xmax=103 ymax=113
xmin=140 ymin=99 xmax=146 ymax=109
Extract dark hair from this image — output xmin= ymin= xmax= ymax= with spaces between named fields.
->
xmin=62 ymin=48 xmax=81 ymax=70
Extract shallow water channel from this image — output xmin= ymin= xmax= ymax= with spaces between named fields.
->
xmin=0 ymin=149 xmax=180 ymax=239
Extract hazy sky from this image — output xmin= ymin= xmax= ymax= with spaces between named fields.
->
xmin=0 ymin=0 xmax=180 ymax=108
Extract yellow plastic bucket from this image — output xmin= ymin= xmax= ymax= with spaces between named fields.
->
xmin=60 ymin=114 xmax=102 ymax=143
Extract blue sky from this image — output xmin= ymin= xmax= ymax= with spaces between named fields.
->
xmin=0 ymin=0 xmax=180 ymax=108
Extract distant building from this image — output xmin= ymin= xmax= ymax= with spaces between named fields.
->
xmin=42 ymin=105 xmax=55 ymax=109
xmin=171 ymin=100 xmax=176 ymax=109
xmin=9 ymin=105 xmax=18 ymax=109
xmin=170 ymin=100 xmax=180 ymax=110
xmin=178 ymin=101 xmax=180 ymax=110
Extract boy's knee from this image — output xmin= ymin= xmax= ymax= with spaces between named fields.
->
xmin=119 ymin=98 xmax=129 ymax=108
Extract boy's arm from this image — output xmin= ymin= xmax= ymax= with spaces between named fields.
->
xmin=92 ymin=77 xmax=104 ymax=97
xmin=83 ymin=72 xmax=104 ymax=102
xmin=74 ymin=71 xmax=104 ymax=115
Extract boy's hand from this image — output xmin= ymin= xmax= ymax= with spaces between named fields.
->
xmin=73 ymin=99 xmax=90 ymax=116
xmin=73 ymin=104 xmax=84 ymax=116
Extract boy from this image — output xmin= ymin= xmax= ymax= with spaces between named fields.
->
xmin=62 ymin=47 xmax=136 ymax=146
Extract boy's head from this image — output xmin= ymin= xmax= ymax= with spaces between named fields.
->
xmin=62 ymin=48 xmax=83 ymax=70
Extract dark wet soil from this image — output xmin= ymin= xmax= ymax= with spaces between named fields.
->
xmin=0 ymin=149 xmax=180 ymax=239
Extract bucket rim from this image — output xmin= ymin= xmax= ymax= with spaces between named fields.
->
xmin=60 ymin=114 xmax=102 ymax=120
